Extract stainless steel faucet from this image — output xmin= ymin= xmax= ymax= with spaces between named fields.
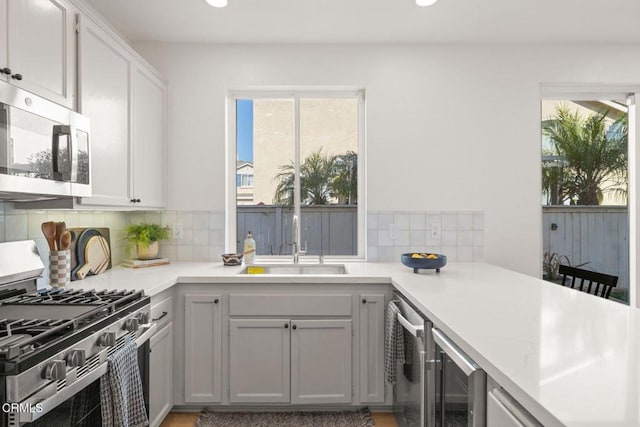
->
xmin=292 ymin=215 xmax=300 ymax=264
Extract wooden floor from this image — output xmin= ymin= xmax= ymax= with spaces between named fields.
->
xmin=160 ymin=411 xmax=398 ymax=427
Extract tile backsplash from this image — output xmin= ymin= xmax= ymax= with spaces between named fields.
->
xmin=367 ymin=210 xmax=484 ymax=262
xmin=0 ymin=204 xmax=483 ymax=266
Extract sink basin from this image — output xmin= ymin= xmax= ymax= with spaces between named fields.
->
xmin=240 ymin=264 xmax=347 ymax=275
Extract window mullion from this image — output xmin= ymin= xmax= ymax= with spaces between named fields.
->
xmin=293 ymin=95 xmax=301 ymax=245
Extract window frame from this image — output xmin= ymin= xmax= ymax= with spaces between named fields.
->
xmin=226 ymin=88 xmax=366 ymax=260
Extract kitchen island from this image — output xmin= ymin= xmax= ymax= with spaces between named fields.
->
xmin=67 ymin=261 xmax=640 ymax=427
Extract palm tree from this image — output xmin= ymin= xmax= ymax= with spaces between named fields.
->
xmin=273 ymin=148 xmax=339 ymax=205
xmin=273 ymin=148 xmax=357 ymax=205
xmin=542 ymin=106 xmax=627 ymax=205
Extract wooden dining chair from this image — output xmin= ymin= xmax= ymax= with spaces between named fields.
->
xmin=557 ymin=265 xmax=618 ymax=299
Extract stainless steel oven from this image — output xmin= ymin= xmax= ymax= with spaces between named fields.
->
xmin=433 ymin=328 xmax=486 ymax=427
xmin=0 ymin=80 xmax=91 ymax=201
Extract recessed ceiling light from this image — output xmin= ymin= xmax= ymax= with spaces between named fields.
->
xmin=206 ymin=0 xmax=228 ymax=8
xmin=416 ymin=0 xmax=438 ymax=6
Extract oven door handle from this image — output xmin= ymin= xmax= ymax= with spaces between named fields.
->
xmin=18 ymin=322 xmax=157 ymax=424
xmin=432 ymin=328 xmax=479 ymax=376
xmin=135 ymin=322 xmax=157 ymax=346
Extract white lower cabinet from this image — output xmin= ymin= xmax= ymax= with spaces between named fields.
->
xmin=229 ymin=319 xmax=291 ymax=403
xmin=359 ymin=294 xmax=385 ymax=403
xmin=291 ymin=319 xmax=352 ymax=404
xmin=149 ymin=322 xmax=173 ymax=427
xmin=229 ymin=318 xmax=352 ymax=405
xmin=184 ymin=294 xmax=222 ymax=403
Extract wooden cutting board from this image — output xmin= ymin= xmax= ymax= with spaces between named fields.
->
xmin=69 ymin=228 xmax=112 ymax=280
xmin=75 ymin=236 xmax=110 ymax=280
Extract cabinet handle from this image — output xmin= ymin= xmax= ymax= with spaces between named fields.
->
xmin=292 ymin=325 xmax=297 ymax=330
xmin=152 ymin=311 xmax=168 ymax=321
xmin=284 ymin=324 xmax=289 ymax=329
xmin=1 ymin=68 xmax=11 ymax=75
xmin=11 ymin=73 xmax=22 ymax=81
xmin=362 ymin=298 xmax=367 ymax=304
xmin=130 ymin=199 xmax=136 ymax=203
xmin=214 ymin=298 xmax=219 ymax=304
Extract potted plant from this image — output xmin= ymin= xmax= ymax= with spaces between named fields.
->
xmin=542 ymin=252 xmax=589 ymax=282
xmin=125 ymin=223 xmax=170 ymax=260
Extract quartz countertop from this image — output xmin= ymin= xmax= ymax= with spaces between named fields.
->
xmin=67 ymin=261 xmax=640 ymax=426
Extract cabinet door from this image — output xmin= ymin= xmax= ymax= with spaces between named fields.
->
xmin=0 ymin=0 xmax=7 ymax=81
xmin=7 ymin=0 xmax=76 ymax=108
xmin=359 ymin=294 xmax=385 ymax=403
xmin=149 ymin=322 xmax=173 ymax=427
xmin=229 ymin=318 xmax=290 ymax=403
xmin=291 ymin=319 xmax=352 ymax=404
xmin=184 ymin=294 xmax=222 ymax=403
xmin=77 ymin=16 xmax=132 ymax=206
xmin=132 ymin=64 xmax=167 ymax=208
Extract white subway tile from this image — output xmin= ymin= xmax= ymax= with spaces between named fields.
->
xmin=458 ymin=214 xmax=473 ymax=231
xmin=176 ymin=212 xmax=193 ymax=229
xmin=473 ymin=230 xmax=484 ymax=246
xmin=394 ymin=214 xmax=410 ymax=230
xmin=378 ymin=246 xmax=394 ymax=262
xmin=458 ymin=230 xmax=473 ymax=246
xmin=473 ymin=213 xmax=484 ymax=230
xmin=209 ymin=212 xmax=224 ymax=230
xmin=410 ymin=214 xmax=426 ymax=230
xmin=442 ymin=230 xmax=457 ymax=246
xmin=193 ymin=212 xmax=209 ymax=230
xmin=410 ymin=230 xmax=427 ymax=246
xmin=442 ymin=213 xmax=457 ymax=230
xmin=367 ymin=246 xmax=378 ymax=261
xmin=441 ymin=246 xmax=457 ymax=261
xmin=378 ymin=213 xmax=393 ymax=230
xmin=367 ymin=230 xmax=378 ymax=246
xmin=176 ymin=246 xmax=193 ymax=262
xmin=457 ymin=246 xmax=473 ymax=262
xmin=5 ymin=215 xmax=27 ymax=241
xmin=367 ymin=213 xmax=378 ymax=230
xmin=378 ymin=230 xmax=393 ymax=247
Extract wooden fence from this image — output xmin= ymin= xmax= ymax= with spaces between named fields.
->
xmin=237 ymin=205 xmax=358 ymax=256
xmin=542 ymin=206 xmax=628 ymax=297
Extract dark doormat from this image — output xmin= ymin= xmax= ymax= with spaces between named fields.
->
xmin=196 ymin=408 xmax=374 ymax=427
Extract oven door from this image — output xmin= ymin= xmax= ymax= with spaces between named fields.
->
xmin=12 ymin=324 xmax=155 ymax=427
xmin=433 ymin=328 xmax=486 ymax=427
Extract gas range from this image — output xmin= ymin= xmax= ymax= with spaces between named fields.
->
xmin=0 ymin=241 xmax=153 ymax=426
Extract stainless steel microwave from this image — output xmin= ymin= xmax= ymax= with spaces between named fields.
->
xmin=0 ymin=80 xmax=90 ymax=201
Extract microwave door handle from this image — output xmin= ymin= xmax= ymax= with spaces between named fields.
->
xmin=69 ymin=127 xmax=77 ymax=183
xmin=51 ymin=125 xmax=71 ymax=181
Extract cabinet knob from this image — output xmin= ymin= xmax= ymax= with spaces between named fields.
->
xmin=135 ymin=198 xmax=141 ymax=203
xmin=130 ymin=199 xmax=136 ymax=203
xmin=1 ymin=68 xmax=11 ymax=75
xmin=284 ymin=323 xmax=289 ymax=329
xmin=214 ymin=298 xmax=219 ymax=304
xmin=11 ymin=73 xmax=22 ymax=81
xmin=362 ymin=298 xmax=367 ymax=304
xmin=292 ymin=325 xmax=297 ymax=330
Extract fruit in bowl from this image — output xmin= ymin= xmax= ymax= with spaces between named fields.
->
xmin=401 ymin=252 xmax=447 ymax=273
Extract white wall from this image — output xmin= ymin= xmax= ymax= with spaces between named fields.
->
xmin=134 ymin=42 xmax=640 ymax=277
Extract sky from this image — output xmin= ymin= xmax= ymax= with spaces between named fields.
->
xmin=236 ymin=99 xmax=253 ymax=162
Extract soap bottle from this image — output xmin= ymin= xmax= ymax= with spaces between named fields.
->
xmin=244 ymin=231 xmax=256 ymax=265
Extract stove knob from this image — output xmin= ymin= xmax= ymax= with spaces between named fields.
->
xmin=137 ymin=311 xmax=150 ymax=324
xmin=97 ymin=331 xmax=116 ymax=347
xmin=42 ymin=360 xmax=66 ymax=381
xmin=65 ymin=349 xmax=86 ymax=367
xmin=124 ymin=318 xmax=140 ymax=332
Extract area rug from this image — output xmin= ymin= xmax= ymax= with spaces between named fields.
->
xmin=195 ymin=408 xmax=374 ymax=427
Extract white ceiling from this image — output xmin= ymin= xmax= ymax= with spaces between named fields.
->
xmin=84 ymin=0 xmax=640 ymax=44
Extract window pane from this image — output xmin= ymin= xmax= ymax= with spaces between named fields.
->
xmin=541 ymin=99 xmax=628 ymax=303
xmin=236 ymin=99 xmax=294 ymax=255
xmin=299 ymin=98 xmax=359 ymax=256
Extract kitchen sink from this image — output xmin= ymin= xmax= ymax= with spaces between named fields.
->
xmin=240 ymin=264 xmax=347 ymax=275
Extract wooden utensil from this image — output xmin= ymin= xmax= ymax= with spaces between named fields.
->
xmin=55 ymin=222 xmax=66 ymax=250
xmin=59 ymin=231 xmax=72 ymax=251
xmin=76 ymin=236 xmax=109 ymax=280
xmin=41 ymin=222 xmax=56 ymax=251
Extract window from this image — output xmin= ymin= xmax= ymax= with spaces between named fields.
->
xmin=227 ymin=91 xmax=365 ymax=258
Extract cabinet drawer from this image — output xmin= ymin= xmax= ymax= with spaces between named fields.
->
xmin=151 ymin=296 xmax=172 ymax=329
xmin=229 ymin=294 xmax=352 ymax=316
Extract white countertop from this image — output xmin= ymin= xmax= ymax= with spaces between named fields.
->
xmin=68 ymin=261 xmax=640 ymax=426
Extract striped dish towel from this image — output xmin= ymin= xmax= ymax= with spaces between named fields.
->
xmin=384 ymin=301 xmax=405 ymax=384
xmin=100 ymin=340 xmax=149 ymax=427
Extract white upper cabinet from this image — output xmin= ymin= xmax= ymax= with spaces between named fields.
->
xmin=132 ymin=64 xmax=167 ymax=208
xmin=78 ymin=16 xmax=132 ymax=206
xmin=4 ymin=0 xmax=76 ymax=108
